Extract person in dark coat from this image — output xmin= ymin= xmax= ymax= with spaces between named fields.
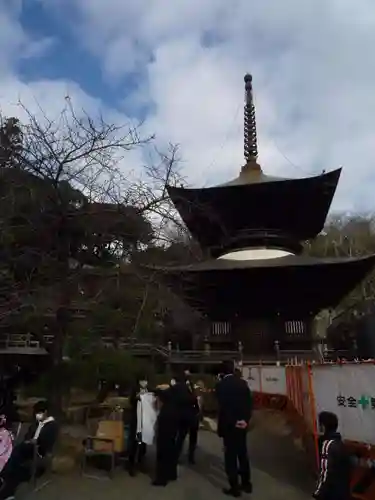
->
xmin=126 ymin=375 xmax=150 ymax=476
xmin=175 ymin=369 xmax=200 ymax=464
xmin=0 ymin=400 xmax=58 ymax=500
xmin=216 ymin=361 xmax=253 ymax=498
xmin=153 ymin=386 xmax=179 ymax=486
xmin=0 ymin=377 xmax=19 ymax=430
xmin=313 ymin=411 xmax=351 ymax=500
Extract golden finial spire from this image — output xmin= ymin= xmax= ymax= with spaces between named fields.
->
xmin=244 ymin=74 xmax=258 ymax=162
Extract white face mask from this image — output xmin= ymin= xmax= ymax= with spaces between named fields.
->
xmin=35 ymin=413 xmax=44 ymax=422
xmin=139 ymin=381 xmax=147 ymax=389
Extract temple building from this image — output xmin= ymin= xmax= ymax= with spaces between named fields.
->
xmin=154 ymin=74 xmax=375 ymax=358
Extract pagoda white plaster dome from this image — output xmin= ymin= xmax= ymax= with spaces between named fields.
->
xmin=218 ymin=248 xmax=294 ymax=261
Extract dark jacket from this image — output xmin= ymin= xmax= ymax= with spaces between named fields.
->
xmin=314 ymin=432 xmax=351 ymax=500
xmin=155 ymin=387 xmax=178 ymax=425
xmin=216 ymin=374 xmax=253 ymax=437
xmin=0 ymin=381 xmax=19 ymax=426
xmin=169 ymin=382 xmax=197 ymax=423
xmin=24 ymin=418 xmax=59 ymax=457
xmin=185 ymin=380 xmax=200 ymax=416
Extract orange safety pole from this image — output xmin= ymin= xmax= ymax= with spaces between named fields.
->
xmin=296 ymin=365 xmax=304 ymax=415
xmin=307 ymin=362 xmax=319 ymax=469
xmin=286 ymin=364 xmax=294 ymax=412
xmin=285 ymin=365 xmax=290 ymax=411
xmin=290 ymin=365 xmax=297 ymax=412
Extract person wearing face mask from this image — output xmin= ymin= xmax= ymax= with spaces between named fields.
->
xmin=0 ymin=400 xmax=58 ymax=500
xmin=126 ymin=375 xmax=150 ymax=476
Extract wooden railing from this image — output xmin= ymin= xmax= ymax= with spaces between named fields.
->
xmin=167 ymin=349 xmax=240 ymax=362
xmin=0 ymin=333 xmax=54 ymax=350
xmin=0 ymin=333 xmax=316 ymax=364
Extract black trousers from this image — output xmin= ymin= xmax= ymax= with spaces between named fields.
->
xmin=0 ymin=442 xmax=35 ymax=499
xmin=155 ymin=415 xmax=178 ymax=483
xmin=127 ymin=432 xmax=147 ymax=470
xmin=176 ymin=414 xmax=199 ymax=460
xmin=222 ymin=428 xmax=251 ymax=490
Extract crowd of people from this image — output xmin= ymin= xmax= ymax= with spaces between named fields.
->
xmin=126 ymin=367 xmax=202 ymax=485
xmin=128 ymin=361 xmax=352 ymax=500
xmin=0 ymin=361 xmax=353 ymax=500
xmin=126 ymin=361 xmax=253 ymax=497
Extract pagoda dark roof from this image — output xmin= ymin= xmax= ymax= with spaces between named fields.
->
xmin=150 ymin=254 xmax=375 ymax=319
xmin=167 ymin=168 xmax=341 ymax=257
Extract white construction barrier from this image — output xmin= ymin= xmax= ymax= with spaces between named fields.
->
xmin=243 ymin=365 xmax=261 ymax=392
xmin=244 ymin=362 xmax=375 ymax=446
xmin=312 ymin=364 xmax=375 ymax=444
xmin=243 ymin=365 xmax=287 ymax=395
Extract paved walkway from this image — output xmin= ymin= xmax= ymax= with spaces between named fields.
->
xmin=21 ymin=428 xmax=312 ymax=500
xmin=20 ymin=465 xmax=311 ymax=500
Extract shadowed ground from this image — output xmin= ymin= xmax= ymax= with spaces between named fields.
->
xmin=20 ymin=410 xmax=313 ymax=499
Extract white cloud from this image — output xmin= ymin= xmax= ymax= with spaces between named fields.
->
xmin=39 ymin=0 xmax=375 ymax=213
xmin=5 ymin=0 xmax=375 ymax=212
xmin=0 ymin=3 xmax=147 ymax=189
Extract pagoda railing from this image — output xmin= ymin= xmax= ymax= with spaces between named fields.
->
xmin=167 ymin=349 xmax=240 ymax=361
xmin=212 ymin=227 xmax=302 ymax=257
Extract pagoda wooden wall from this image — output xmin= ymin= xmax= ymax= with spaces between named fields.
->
xmin=203 ymin=317 xmax=315 ymax=354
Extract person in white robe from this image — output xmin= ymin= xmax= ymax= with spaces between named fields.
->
xmin=127 ymin=376 xmax=156 ymax=476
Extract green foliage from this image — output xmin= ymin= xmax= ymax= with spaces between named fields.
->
xmin=23 ymin=350 xmax=154 ymax=399
xmin=22 ymin=361 xmax=74 ymax=398
xmin=68 ymin=350 xmax=154 ymax=390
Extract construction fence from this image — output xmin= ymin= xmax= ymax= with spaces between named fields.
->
xmin=242 ymin=361 xmax=375 ymax=499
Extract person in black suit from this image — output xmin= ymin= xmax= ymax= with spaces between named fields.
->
xmin=126 ymin=375 xmax=150 ymax=476
xmin=175 ymin=370 xmax=200 ymax=464
xmin=0 ymin=400 xmax=58 ymax=500
xmin=153 ymin=386 xmax=179 ymax=486
xmin=216 ymin=361 xmax=253 ymax=498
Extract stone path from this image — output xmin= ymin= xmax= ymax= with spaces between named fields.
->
xmin=22 ymin=428 xmax=313 ymax=500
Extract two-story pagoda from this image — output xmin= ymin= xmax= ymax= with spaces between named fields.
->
xmin=155 ymin=74 xmax=375 ymax=356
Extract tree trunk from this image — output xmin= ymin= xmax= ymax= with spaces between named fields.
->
xmin=50 ymin=212 xmax=72 ymax=417
xmin=132 ymin=282 xmax=150 ymax=339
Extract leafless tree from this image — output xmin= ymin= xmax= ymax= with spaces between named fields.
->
xmin=307 ymin=213 xmax=375 ymax=312
xmin=0 ymin=99 xmax=186 ymax=408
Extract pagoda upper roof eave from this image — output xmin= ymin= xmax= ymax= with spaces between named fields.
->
xmin=167 ymin=167 xmax=342 ymax=194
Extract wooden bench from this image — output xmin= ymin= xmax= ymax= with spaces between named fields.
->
xmin=81 ymin=436 xmax=116 ymax=479
xmin=81 ymin=405 xmax=125 ymax=480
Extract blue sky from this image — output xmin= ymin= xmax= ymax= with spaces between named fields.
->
xmin=18 ymin=2 xmax=126 ymax=109
xmin=2 ymin=0 xmax=375 ymax=211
